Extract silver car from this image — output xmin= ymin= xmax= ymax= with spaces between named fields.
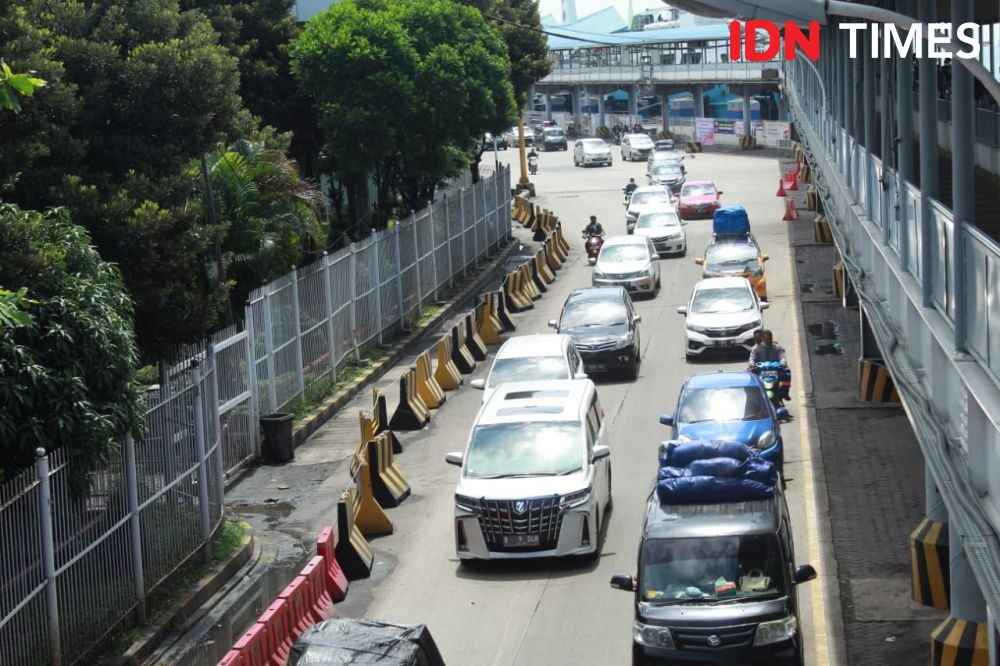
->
xmin=593 ymin=235 xmax=661 ymax=297
xmin=573 ymin=138 xmax=613 ymax=167
xmin=469 ymin=334 xmax=585 ymax=404
xmin=648 ymin=149 xmax=685 ymax=173
xmin=677 ymin=277 xmax=768 ymax=359
xmin=621 ymin=133 xmax=655 ymax=161
xmin=632 ymin=208 xmax=687 ymax=257
xmin=626 ymin=185 xmax=677 ymax=233
xmin=647 ymin=163 xmax=685 ymax=193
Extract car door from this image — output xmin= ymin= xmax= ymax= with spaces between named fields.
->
xmin=585 ymin=396 xmax=608 ymax=505
xmin=567 ymin=344 xmax=584 ymax=377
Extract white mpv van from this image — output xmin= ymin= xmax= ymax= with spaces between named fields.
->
xmin=445 ymin=379 xmax=611 ymax=560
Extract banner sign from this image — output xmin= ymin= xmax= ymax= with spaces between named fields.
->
xmin=696 ymin=118 xmax=716 ymax=145
xmin=763 ymin=121 xmax=791 ymax=141
xmin=715 ymin=120 xmax=736 ymax=134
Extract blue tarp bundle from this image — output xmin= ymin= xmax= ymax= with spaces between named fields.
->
xmin=656 ymin=440 xmax=777 ymax=504
xmin=712 ymin=206 xmax=750 ymax=236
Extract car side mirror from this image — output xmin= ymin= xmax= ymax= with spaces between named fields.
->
xmin=445 ymin=452 xmax=464 ymax=466
xmin=659 ymin=414 xmax=674 ymax=426
xmin=776 ymin=407 xmax=790 ymax=419
xmin=469 ymin=378 xmax=486 ymax=390
xmin=573 ymin=372 xmax=589 ymax=380
xmin=793 ymin=564 xmax=817 ymax=584
xmin=718 ymin=190 xmax=724 ymax=195
xmin=760 ymin=302 xmax=770 ymax=310
xmin=610 ymin=573 xmax=636 ymax=591
xmin=548 ymin=319 xmax=558 ymax=328
xmin=633 ymin=315 xmax=642 ymax=324
xmin=592 ymin=445 xmax=611 ymax=462
xmin=762 ymin=254 xmax=770 ymax=262
xmin=694 ymin=258 xmax=704 ymax=266
xmin=676 ymin=306 xmax=687 ymax=315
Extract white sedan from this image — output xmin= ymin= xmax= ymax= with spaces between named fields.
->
xmin=632 ymin=208 xmax=687 ymax=257
xmin=677 ymin=277 xmax=768 ymax=359
xmin=469 ymin=334 xmax=585 ymax=403
xmin=573 ymin=138 xmax=613 ymax=167
xmin=593 ymin=235 xmax=661 ymax=298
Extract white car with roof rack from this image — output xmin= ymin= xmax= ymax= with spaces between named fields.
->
xmin=445 ymin=379 xmax=611 ymax=560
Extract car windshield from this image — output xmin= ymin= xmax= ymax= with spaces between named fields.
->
xmin=545 ymin=130 xmax=565 ymax=138
xmin=705 ymin=245 xmax=760 ymax=273
xmin=631 ymin=135 xmax=654 ymax=147
xmin=636 ymin=212 xmax=681 ymax=229
xmin=678 ymin=386 xmax=769 ymax=422
xmin=582 ymin=139 xmax=607 ymax=149
xmin=600 ymin=244 xmax=649 ymax=262
xmin=651 ymin=165 xmax=681 ymax=177
xmin=631 ymin=191 xmax=672 ymax=206
xmin=488 ymin=356 xmax=569 ymax=388
xmin=691 ymin=286 xmax=755 ymax=313
xmin=653 ymin=151 xmax=683 ymax=162
xmin=560 ymin=300 xmax=628 ymax=329
xmin=640 ymin=535 xmax=785 ymax=604
xmin=464 ymin=422 xmax=583 ymax=478
xmin=682 ymin=183 xmax=717 ymax=197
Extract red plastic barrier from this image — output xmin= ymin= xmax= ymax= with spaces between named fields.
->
xmin=218 ymin=650 xmax=244 ymax=666
xmin=259 ymin=598 xmax=295 ymax=666
xmin=316 ymin=527 xmax=348 ymax=602
xmin=301 ymin=556 xmax=337 ymax=622
xmin=278 ymin=576 xmax=314 ymax=634
xmin=231 ymin=623 xmax=268 ymax=666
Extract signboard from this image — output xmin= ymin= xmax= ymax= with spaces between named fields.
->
xmin=763 ymin=121 xmax=791 ymax=142
xmin=715 ymin=120 xmax=736 ymax=134
xmin=696 ymin=118 xmax=716 ymax=145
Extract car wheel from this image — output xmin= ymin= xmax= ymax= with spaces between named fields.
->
xmin=606 ymin=466 xmax=613 ymax=510
xmin=629 ymin=355 xmax=639 ymax=380
xmin=678 ymin=248 xmax=687 ymax=258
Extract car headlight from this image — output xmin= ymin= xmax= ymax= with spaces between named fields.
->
xmin=757 ymin=430 xmax=776 ymax=450
xmin=633 ymin=621 xmax=675 ymax=648
xmin=688 ymin=325 xmax=711 ymax=334
xmin=639 ymin=265 xmax=653 ymax=277
xmin=455 ymin=494 xmax=480 ymax=513
xmin=753 ymin=615 xmax=797 ymax=646
xmin=613 ymin=331 xmax=634 ymax=349
xmin=560 ymin=487 xmax=591 ymax=509
xmin=593 ymin=270 xmax=606 ymax=279
xmin=739 ymin=320 xmax=762 ymax=334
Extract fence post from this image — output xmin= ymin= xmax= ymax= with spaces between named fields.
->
xmin=372 ymin=234 xmax=385 ymax=345
xmin=289 ymin=268 xmax=306 ymax=403
xmin=191 ymin=360 xmax=213 ymax=563
xmin=349 ymin=246 xmax=361 ymax=360
xmin=411 ymin=213 xmax=422 ymax=313
xmin=393 ymin=224 xmax=405 ymax=325
xmin=205 ymin=341 xmax=225 ymax=506
xmin=123 ymin=434 xmax=147 ymax=624
xmin=459 ymin=189 xmax=468 ymax=275
xmin=321 ymin=252 xmax=338 ymax=383
xmin=444 ymin=195 xmax=454 ymax=289
xmin=243 ymin=299 xmax=262 ymax=460
xmin=36 ymin=448 xmax=62 ymax=666
xmin=480 ymin=180 xmax=490 ymax=257
xmin=261 ymin=281 xmax=278 ymax=414
xmin=427 ymin=201 xmax=439 ymax=301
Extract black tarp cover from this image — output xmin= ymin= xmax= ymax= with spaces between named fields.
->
xmin=288 ymin=619 xmax=446 ymax=665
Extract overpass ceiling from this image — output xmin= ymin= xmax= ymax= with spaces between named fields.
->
xmin=663 ymin=0 xmax=998 ymax=25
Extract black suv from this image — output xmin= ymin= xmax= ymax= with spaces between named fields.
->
xmin=611 ymin=486 xmax=816 ymax=665
xmin=549 ymin=287 xmax=641 ymax=379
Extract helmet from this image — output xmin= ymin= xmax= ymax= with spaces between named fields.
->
xmin=629 ymin=178 xmax=635 ymax=183
xmin=589 ymin=215 xmax=597 ymax=222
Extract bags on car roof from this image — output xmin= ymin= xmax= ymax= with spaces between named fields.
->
xmin=712 ymin=206 xmax=750 ymax=237
xmin=656 ymin=440 xmax=777 ymax=504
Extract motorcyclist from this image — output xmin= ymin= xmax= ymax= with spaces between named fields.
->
xmin=624 ymin=178 xmax=638 ymax=197
xmin=748 ymin=329 xmax=786 ymax=369
xmin=527 ymin=148 xmax=539 ymax=174
xmin=584 ymin=215 xmax=605 ymax=236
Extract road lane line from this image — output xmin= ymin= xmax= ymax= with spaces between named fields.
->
xmin=787 ymin=242 xmax=834 ymax=666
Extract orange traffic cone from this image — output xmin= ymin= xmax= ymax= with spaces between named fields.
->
xmin=782 ymin=197 xmax=799 ymax=221
xmin=786 ymin=172 xmax=799 ymax=191
xmin=776 ymin=178 xmax=786 ymax=196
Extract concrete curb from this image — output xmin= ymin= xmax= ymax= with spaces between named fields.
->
xmin=289 ymin=238 xmax=520 ymax=449
xmin=114 ymin=527 xmax=255 ymax=666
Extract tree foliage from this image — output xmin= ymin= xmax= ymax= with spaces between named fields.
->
xmin=0 ymin=204 xmax=144 ymax=493
xmin=0 ymin=58 xmax=46 ymax=113
xmin=292 ymin=0 xmax=517 ymax=214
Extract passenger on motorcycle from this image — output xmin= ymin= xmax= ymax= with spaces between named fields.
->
xmin=584 ymin=215 xmax=605 ymax=236
xmin=624 ymin=178 xmax=638 ymax=196
xmin=748 ymin=329 xmax=786 ymax=368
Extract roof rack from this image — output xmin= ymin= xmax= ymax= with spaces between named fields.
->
xmin=655 ymin=440 xmax=777 ymax=504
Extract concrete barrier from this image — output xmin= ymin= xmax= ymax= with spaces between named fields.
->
xmin=858 ymin=358 xmax=900 ymax=403
xmin=544 ymin=239 xmax=562 ymax=273
xmin=414 ymin=350 xmax=445 ymax=408
xmin=555 ymin=224 xmax=570 ymax=257
xmin=910 ymin=517 xmax=950 ymax=610
xmin=450 ymin=322 xmax=477 ymax=373
xmin=433 ymin=336 xmax=463 ymax=390
xmin=535 ymin=248 xmax=555 ymax=283
xmin=814 ymin=215 xmax=832 ymax=243
xmin=388 ymin=369 xmax=430 ymax=430
xmin=502 ymin=273 xmax=532 ymax=312
xmin=463 ymin=313 xmax=488 ymax=361
xmin=367 ymin=432 xmax=411 ymax=508
xmin=518 ymin=263 xmax=541 ymax=301
xmin=371 ymin=390 xmax=402 ymax=453
xmin=476 ymin=295 xmax=504 ymax=345
xmin=316 ymin=527 xmax=348 ymax=602
xmin=494 ymin=289 xmax=517 ymax=332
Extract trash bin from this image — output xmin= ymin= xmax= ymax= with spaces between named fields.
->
xmin=261 ymin=413 xmax=295 ymax=463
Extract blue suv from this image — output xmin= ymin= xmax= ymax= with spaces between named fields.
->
xmin=659 ymin=371 xmax=788 ymax=473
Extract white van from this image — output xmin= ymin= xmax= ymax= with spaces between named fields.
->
xmin=445 ymin=380 xmax=611 ymax=560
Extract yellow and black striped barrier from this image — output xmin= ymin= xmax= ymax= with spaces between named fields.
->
xmin=806 ymin=187 xmax=818 ymax=212
xmin=833 ymin=258 xmax=845 ymax=298
xmin=910 ymin=517 xmax=950 ymax=609
xmin=336 ymin=486 xmax=377 ymax=579
xmin=367 ymin=432 xmax=411 ymax=508
xmin=801 ymin=162 xmax=812 ymax=183
xmin=858 ymin=358 xmax=900 ymax=403
xmin=931 ymin=616 xmax=994 ymax=666
xmin=814 ymin=215 xmax=832 ymax=243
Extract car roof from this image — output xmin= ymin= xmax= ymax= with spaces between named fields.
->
xmin=693 ymin=276 xmax=753 ymax=290
xmin=637 ymin=207 xmax=679 ymax=218
xmin=633 ymin=185 xmax=670 ymax=195
xmin=495 ymin=334 xmax=570 ymax=359
xmin=644 ymin=491 xmax=780 ymax=538
xmin=567 ymin=286 xmax=627 ymax=303
xmin=683 ymin=370 xmax=760 ymax=390
xmin=603 ymin=234 xmax=648 ymax=247
xmin=477 ymin=379 xmax=593 ymax=425
xmin=581 ymin=138 xmax=606 ymax=144
xmin=683 ymin=180 xmax=716 ymax=187
xmin=627 ymin=133 xmax=652 ymax=139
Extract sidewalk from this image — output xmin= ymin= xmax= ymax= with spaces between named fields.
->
xmin=788 ymin=181 xmax=947 ymax=664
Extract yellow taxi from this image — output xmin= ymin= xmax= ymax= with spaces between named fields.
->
xmin=694 ymin=237 xmax=770 ymax=300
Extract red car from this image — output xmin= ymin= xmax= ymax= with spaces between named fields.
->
xmin=678 ymin=181 xmax=723 ymax=219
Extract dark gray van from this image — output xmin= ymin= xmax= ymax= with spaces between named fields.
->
xmin=611 ymin=486 xmax=816 ymax=665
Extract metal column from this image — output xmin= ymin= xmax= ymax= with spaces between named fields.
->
xmin=896 ymin=0 xmax=915 ymax=183
xmin=693 ymin=84 xmax=704 ymax=118
xmin=950 ymin=0 xmax=973 ymax=351
xmin=543 ymin=89 xmax=552 ymax=122
xmin=949 ymin=527 xmax=988 ymax=623
xmin=918 ymin=0 xmax=938 ymax=303
xmin=863 ymin=35 xmax=876 ymax=152
xmin=628 ymin=85 xmax=638 ymax=122
xmin=573 ymin=85 xmax=583 ymax=133
xmin=661 ymin=90 xmax=670 ymax=133
xmin=741 ymin=84 xmax=752 ymax=140
xmin=597 ymin=88 xmax=606 ymax=128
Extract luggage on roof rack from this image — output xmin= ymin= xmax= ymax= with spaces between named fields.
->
xmin=712 ymin=206 xmax=750 ymax=238
xmin=655 ymin=440 xmax=777 ymax=504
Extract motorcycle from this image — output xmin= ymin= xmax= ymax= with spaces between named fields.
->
xmin=582 ymin=232 xmax=605 ymax=265
xmin=528 ymin=155 xmax=539 ymax=175
xmin=623 ymin=187 xmax=634 ymax=207
xmin=755 ymin=361 xmax=791 ymax=412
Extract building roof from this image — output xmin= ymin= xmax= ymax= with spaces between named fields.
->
xmin=547 ymin=22 xmax=732 ymax=50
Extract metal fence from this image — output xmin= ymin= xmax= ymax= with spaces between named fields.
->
xmin=0 ymin=166 xmax=513 ymax=665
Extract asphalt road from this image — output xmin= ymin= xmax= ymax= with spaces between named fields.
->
xmin=335 ymin=145 xmax=839 ymax=666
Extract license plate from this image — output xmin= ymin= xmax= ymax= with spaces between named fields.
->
xmin=503 ymin=534 xmax=540 ymax=547
xmin=589 ymin=363 xmax=607 ymax=371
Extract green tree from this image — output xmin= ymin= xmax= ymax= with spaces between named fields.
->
xmin=0 ymin=204 xmax=144 ymax=493
xmin=292 ymin=0 xmax=517 ymax=217
xmin=0 ymin=58 xmax=45 ymax=113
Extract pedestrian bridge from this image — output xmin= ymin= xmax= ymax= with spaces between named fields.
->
xmin=540 ymin=59 xmax=781 ymax=86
